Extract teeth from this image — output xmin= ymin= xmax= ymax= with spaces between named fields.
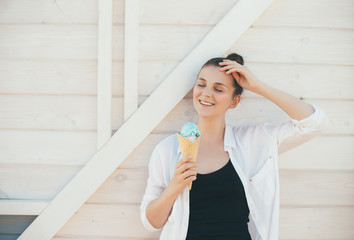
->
xmin=200 ymin=100 xmax=213 ymax=106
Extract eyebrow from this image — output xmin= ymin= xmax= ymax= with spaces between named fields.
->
xmin=198 ymin=77 xmax=227 ymax=87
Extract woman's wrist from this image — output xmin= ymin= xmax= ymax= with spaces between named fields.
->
xmin=163 ymin=184 xmax=179 ymax=203
xmin=250 ymin=79 xmax=270 ymax=96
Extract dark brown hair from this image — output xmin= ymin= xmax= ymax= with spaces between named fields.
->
xmin=199 ymin=53 xmax=244 ymax=97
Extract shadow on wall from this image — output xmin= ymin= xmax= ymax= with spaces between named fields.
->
xmin=0 ymin=215 xmax=36 ymax=240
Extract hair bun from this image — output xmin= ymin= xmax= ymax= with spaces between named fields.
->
xmin=226 ymin=53 xmax=244 ymax=65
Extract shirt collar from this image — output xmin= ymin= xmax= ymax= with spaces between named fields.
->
xmin=224 ymin=123 xmax=237 ymax=150
xmin=176 ymin=123 xmax=236 ymax=155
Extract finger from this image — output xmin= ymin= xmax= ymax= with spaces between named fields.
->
xmin=178 ymin=162 xmax=198 ymax=176
xmin=176 ymin=155 xmax=192 ymax=168
xmin=181 ymin=169 xmax=197 ymax=179
xmin=184 ymin=175 xmax=197 ymax=184
xmin=219 ymin=65 xmax=235 ymax=71
xmin=222 ymin=59 xmax=242 ymax=67
xmin=224 ymin=68 xmax=239 ymax=74
xmin=179 ymin=162 xmax=198 ymax=174
xmin=218 ymin=61 xmax=237 ymax=67
xmin=226 ymin=69 xmax=239 ymax=74
xmin=226 ymin=68 xmax=244 ymax=75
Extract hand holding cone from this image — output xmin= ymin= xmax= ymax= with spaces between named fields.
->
xmin=177 ymin=122 xmax=201 ymax=190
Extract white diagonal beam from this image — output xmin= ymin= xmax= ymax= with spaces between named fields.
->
xmin=19 ymin=0 xmax=274 ymax=239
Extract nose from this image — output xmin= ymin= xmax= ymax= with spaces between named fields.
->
xmin=202 ymin=88 xmax=212 ymax=98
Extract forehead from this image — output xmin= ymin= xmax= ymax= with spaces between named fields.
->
xmin=198 ymin=65 xmax=234 ymax=86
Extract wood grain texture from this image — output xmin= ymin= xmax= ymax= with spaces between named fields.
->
xmin=86 ymin=167 xmax=354 ymax=206
xmin=0 ymin=95 xmax=103 ymax=131
xmin=55 ymin=203 xmax=354 ymax=239
xmin=0 ymin=165 xmax=80 ymax=199
xmin=279 ymin=170 xmax=354 ymax=206
xmin=0 ymin=136 xmax=352 ymax=203
xmin=279 ymin=207 xmax=354 ymax=239
xmin=0 ymin=24 xmax=99 ymax=60
xmin=1 ymin=25 xmax=353 ymax=63
xmin=1 ymin=0 xmax=353 ymax=29
xmin=139 ymin=26 xmax=354 ymax=63
xmin=147 ymin=99 xmax=353 ymax=135
xmin=0 ymin=200 xmax=49 ymax=215
xmin=0 ymin=130 xmax=96 ymax=165
xmin=0 ymin=96 xmax=350 ymax=133
xmin=254 ymin=0 xmax=354 ymax=29
xmin=1 ymin=60 xmax=353 ymax=99
xmin=229 ymin=27 xmax=354 ymax=65
xmin=55 ymin=204 xmax=162 ymax=238
xmin=0 ymin=0 xmax=100 ymax=24
xmin=120 ymin=134 xmax=354 ymax=170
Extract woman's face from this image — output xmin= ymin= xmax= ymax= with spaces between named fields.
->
xmin=193 ymin=65 xmax=240 ymax=119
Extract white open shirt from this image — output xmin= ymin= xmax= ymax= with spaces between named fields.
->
xmin=140 ymin=102 xmax=328 ymax=240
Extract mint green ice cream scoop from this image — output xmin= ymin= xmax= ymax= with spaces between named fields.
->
xmin=179 ymin=122 xmax=200 ymax=142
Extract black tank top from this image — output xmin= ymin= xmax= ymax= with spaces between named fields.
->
xmin=186 ymin=159 xmax=252 ymax=240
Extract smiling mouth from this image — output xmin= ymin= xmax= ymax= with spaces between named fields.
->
xmin=199 ymin=100 xmax=215 ymax=106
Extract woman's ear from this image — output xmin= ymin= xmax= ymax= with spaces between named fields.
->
xmin=229 ymin=95 xmax=241 ymax=109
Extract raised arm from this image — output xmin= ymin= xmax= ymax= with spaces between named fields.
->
xmin=219 ymin=59 xmax=314 ymax=120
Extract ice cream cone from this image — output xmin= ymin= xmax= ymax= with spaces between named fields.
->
xmin=177 ymin=134 xmax=201 ymax=190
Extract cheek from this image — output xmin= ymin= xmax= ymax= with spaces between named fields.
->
xmin=215 ymin=93 xmax=232 ymax=105
xmin=192 ymin=85 xmax=200 ymax=97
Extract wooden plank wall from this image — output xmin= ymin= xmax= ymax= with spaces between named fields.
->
xmin=0 ymin=0 xmax=353 ymax=239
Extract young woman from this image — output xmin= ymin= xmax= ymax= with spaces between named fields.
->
xmin=140 ymin=53 xmax=328 ymax=240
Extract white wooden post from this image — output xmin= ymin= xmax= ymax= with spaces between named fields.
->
xmin=97 ymin=0 xmax=113 ymax=149
xmin=124 ymin=0 xmax=140 ymax=121
xmin=18 ymin=1 xmax=274 ymax=239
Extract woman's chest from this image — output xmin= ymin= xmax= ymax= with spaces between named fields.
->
xmin=195 ymin=145 xmax=230 ymax=174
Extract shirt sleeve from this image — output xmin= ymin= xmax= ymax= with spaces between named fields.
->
xmin=262 ymin=101 xmax=329 ymax=154
xmin=140 ymin=144 xmax=166 ymax=232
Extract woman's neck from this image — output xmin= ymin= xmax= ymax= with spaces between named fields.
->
xmin=196 ymin=117 xmax=225 ymax=143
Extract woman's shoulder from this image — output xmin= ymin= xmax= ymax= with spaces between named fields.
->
xmin=226 ymin=122 xmax=276 ymax=147
xmin=153 ymin=133 xmax=179 ymax=154
xmin=229 ymin=121 xmax=273 ymax=136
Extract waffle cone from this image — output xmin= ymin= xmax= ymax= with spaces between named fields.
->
xmin=177 ymin=134 xmax=201 ymax=190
